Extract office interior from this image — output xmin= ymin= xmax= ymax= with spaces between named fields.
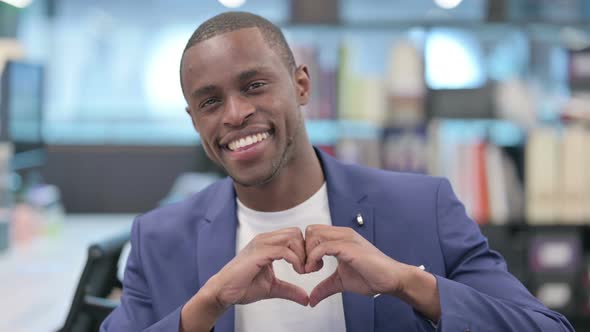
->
xmin=1 ymin=0 xmax=590 ymax=330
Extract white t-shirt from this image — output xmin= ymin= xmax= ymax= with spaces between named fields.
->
xmin=235 ymin=183 xmax=347 ymax=332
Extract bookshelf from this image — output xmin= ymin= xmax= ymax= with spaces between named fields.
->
xmin=282 ymin=19 xmax=590 ymax=328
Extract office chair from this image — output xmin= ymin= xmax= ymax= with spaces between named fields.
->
xmin=58 ymin=231 xmax=130 ymax=332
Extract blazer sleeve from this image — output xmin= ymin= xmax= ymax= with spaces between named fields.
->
xmin=433 ymin=178 xmax=574 ymax=332
xmin=100 ymin=217 xmax=184 ymax=332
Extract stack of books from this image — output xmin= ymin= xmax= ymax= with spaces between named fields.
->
xmin=526 ymin=125 xmax=590 ymax=224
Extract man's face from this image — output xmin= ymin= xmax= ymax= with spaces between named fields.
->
xmin=181 ymin=28 xmax=310 ymax=187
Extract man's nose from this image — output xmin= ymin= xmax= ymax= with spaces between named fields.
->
xmin=222 ymin=94 xmax=255 ymax=127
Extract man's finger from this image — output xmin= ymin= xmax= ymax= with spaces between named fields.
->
xmin=304 ymin=241 xmax=343 ymax=273
xmin=262 ymin=229 xmax=307 ymax=270
xmin=305 ymin=225 xmax=351 ymax=256
xmin=269 ymin=278 xmax=310 ymax=306
xmin=263 ymin=246 xmax=305 ymax=274
xmin=309 ymin=271 xmax=343 ymax=307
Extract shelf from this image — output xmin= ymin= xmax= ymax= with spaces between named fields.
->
xmin=281 ymin=20 xmax=590 ymax=30
xmin=307 ymin=118 xmax=526 ymax=147
xmin=306 ymin=119 xmax=382 ymax=145
xmin=435 ymin=118 xmax=525 ymax=147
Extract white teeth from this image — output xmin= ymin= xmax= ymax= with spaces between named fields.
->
xmin=228 ymin=131 xmax=271 ymax=151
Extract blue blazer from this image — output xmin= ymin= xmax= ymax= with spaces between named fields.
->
xmin=102 ymin=148 xmax=574 ymax=331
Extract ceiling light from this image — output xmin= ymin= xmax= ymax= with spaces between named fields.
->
xmin=1 ymin=0 xmax=33 ymax=8
xmin=434 ymin=0 xmax=463 ymax=9
xmin=218 ymin=0 xmax=247 ymax=9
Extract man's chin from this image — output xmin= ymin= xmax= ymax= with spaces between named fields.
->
xmin=230 ymin=172 xmax=275 ymax=188
xmin=228 ymin=162 xmax=283 ymax=188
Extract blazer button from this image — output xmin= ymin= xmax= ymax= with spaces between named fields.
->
xmin=356 ymin=213 xmax=364 ymax=226
xmin=464 ymin=329 xmax=471 ymax=332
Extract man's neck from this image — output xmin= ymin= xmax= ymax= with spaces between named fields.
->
xmin=234 ymin=144 xmax=325 ymax=212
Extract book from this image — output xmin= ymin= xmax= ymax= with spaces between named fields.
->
xmin=385 ymin=39 xmax=425 ymax=127
xmin=472 ymin=141 xmax=490 ymax=224
xmin=486 ymin=144 xmax=510 ymax=224
xmin=526 ymin=127 xmax=560 ymax=224
xmin=558 ymin=125 xmax=590 ymax=223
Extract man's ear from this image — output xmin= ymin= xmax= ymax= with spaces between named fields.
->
xmin=186 ymin=106 xmax=200 ymax=133
xmin=294 ymin=65 xmax=311 ymax=106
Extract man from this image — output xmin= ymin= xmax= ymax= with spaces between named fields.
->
xmin=102 ymin=11 xmax=574 ymax=332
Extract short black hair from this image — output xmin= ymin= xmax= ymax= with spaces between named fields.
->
xmin=180 ymin=11 xmax=296 ymax=95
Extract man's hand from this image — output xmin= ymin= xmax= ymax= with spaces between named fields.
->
xmin=304 ymin=224 xmax=440 ymax=322
xmin=180 ymin=227 xmax=308 ymax=332
xmin=209 ymin=227 xmax=309 ymax=307
xmin=304 ymin=224 xmax=407 ymax=306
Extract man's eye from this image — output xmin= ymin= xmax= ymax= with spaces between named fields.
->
xmin=245 ymin=81 xmax=266 ymax=92
xmin=200 ymin=98 xmax=219 ymax=109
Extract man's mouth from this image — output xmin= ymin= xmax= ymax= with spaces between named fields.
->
xmin=225 ymin=130 xmax=272 ymax=152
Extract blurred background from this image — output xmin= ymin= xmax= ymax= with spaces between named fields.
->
xmin=1 ymin=0 xmax=590 ymax=331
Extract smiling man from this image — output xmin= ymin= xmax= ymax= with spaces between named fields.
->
xmin=101 ymin=12 xmax=574 ymax=332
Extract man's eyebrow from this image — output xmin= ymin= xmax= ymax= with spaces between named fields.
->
xmin=191 ymin=85 xmax=217 ymax=99
xmin=190 ymin=67 xmax=270 ymax=98
xmin=238 ymin=67 xmax=269 ymax=82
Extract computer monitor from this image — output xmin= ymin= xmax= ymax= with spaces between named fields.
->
xmin=0 ymin=60 xmax=46 ymax=171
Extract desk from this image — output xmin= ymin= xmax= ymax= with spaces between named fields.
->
xmin=0 ymin=214 xmax=134 ymax=332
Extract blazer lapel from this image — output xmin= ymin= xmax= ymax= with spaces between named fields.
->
xmin=317 ymin=149 xmax=375 ymax=332
xmin=196 ymin=178 xmax=237 ymax=332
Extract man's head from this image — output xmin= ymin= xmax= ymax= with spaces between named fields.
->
xmin=180 ymin=12 xmax=312 ymax=187
xmin=180 ymin=12 xmax=296 ymax=95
